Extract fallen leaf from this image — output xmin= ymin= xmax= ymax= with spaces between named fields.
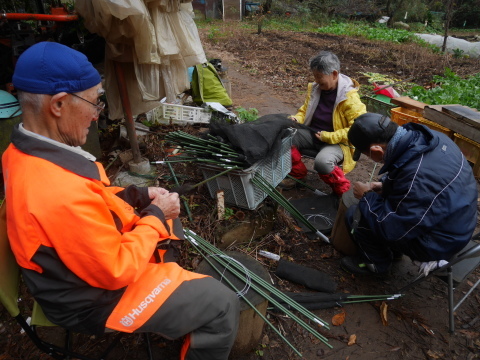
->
xmin=426 ymin=349 xmax=444 ymax=358
xmin=420 ymin=323 xmax=435 ymax=336
xmin=389 ymin=346 xmax=401 ymax=352
xmin=457 ymin=330 xmax=480 ymax=339
xmin=332 ymin=311 xmax=346 ymax=326
xmin=347 ymin=334 xmax=356 ymax=346
xmin=273 ymin=234 xmax=285 ymax=246
xmin=380 ymin=301 xmax=388 ymax=326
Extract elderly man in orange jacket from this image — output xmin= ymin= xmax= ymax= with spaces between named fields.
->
xmin=2 ymin=42 xmax=239 ymax=360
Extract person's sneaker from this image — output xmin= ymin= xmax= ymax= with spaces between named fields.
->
xmin=278 ymin=177 xmax=299 ymax=190
xmin=340 ymin=256 xmax=376 ymax=275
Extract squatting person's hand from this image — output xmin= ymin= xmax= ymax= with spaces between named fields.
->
xmin=353 ymin=181 xmax=372 ymax=199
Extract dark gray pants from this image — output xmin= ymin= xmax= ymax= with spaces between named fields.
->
xmin=137 ymin=277 xmax=240 ymax=360
xmin=293 ymin=128 xmax=343 ymax=174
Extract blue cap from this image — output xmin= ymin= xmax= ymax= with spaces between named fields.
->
xmin=12 ymin=42 xmax=101 ymax=95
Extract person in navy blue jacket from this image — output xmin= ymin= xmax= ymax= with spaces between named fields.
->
xmin=341 ymin=112 xmax=478 ymax=274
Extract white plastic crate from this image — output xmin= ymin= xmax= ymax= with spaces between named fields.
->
xmin=200 ymin=129 xmax=294 ymax=210
xmin=152 ymin=103 xmax=211 ymax=125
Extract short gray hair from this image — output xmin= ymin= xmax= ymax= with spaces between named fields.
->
xmin=17 ymin=91 xmax=48 ymax=113
xmin=309 ymin=51 xmax=340 ymax=75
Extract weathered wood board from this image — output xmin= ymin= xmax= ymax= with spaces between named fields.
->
xmin=424 ymin=105 xmax=480 ymax=143
xmin=442 ymin=105 xmax=480 ymax=128
xmin=390 ymin=96 xmax=427 ymax=114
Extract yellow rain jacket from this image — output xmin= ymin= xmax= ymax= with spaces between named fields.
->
xmin=292 ymin=74 xmax=366 ymax=173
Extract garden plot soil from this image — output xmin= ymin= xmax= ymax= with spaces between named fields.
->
xmin=1 ymin=29 xmax=479 ymax=360
xmin=197 ymin=29 xmax=480 ymax=360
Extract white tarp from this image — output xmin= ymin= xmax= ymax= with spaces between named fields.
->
xmin=415 ymin=33 xmax=480 ymax=58
xmin=76 ymin=0 xmax=207 ymax=119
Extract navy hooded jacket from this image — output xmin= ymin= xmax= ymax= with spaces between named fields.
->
xmin=359 ymin=123 xmax=478 ymax=261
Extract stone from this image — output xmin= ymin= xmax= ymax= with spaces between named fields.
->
xmin=219 ymin=205 xmax=276 ymax=249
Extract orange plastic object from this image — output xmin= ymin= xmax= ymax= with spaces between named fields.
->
xmin=1 ymin=13 xmax=78 ymax=22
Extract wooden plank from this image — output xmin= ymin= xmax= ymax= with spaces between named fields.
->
xmin=424 ymin=105 xmax=480 ymax=143
xmin=390 ymin=96 xmax=427 ymax=114
xmin=442 ymin=105 xmax=480 ymax=128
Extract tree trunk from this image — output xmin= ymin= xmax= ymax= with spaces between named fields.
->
xmin=262 ymin=0 xmax=272 ymax=13
xmin=442 ymin=0 xmax=455 ymax=53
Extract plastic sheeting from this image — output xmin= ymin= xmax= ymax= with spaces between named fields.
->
xmin=76 ymin=0 xmax=207 ymax=119
xmin=415 ymin=33 xmax=480 ymax=58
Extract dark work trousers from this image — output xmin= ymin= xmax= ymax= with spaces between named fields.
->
xmin=345 ymin=205 xmax=393 ymax=273
xmin=345 ymin=205 xmax=433 ymax=273
xmin=292 ymin=128 xmax=343 ymax=175
xmin=137 ymin=277 xmax=240 ymax=360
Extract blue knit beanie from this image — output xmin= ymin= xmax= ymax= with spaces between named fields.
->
xmin=13 ymin=42 xmax=101 ymax=94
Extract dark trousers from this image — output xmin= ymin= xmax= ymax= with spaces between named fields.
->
xmin=345 ymin=205 xmax=430 ymax=273
xmin=137 ymin=277 xmax=239 ymax=360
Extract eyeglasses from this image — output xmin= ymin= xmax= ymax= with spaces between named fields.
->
xmin=70 ymin=93 xmax=105 ymax=115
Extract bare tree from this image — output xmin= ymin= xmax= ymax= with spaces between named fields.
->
xmin=385 ymin=0 xmax=409 ymax=26
xmin=442 ymin=0 xmax=455 ymax=52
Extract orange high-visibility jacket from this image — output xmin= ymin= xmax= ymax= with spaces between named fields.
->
xmin=2 ymin=125 xmax=189 ymax=335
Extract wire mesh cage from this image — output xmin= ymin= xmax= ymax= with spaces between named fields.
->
xmin=200 ymin=129 xmax=294 ymax=210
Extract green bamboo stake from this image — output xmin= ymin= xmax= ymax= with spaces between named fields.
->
xmin=167 ymin=163 xmax=193 ymax=222
xmin=251 ymin=175 xmax=331 ymax=243
xmin=185 ymin=230 xmax=332 ymax=332
xmin=187 ymin=235 xmax=304 ymax=357
xmin=185 ymin=231 xmax=332 ymax=347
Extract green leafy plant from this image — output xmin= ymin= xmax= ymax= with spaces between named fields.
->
xmin=140 ymin=119 xmax=154 ymax=127
xmin=452 ymin=48 xmax=465 ymax=58
xmin=359 ymin=72 xmax=416 ymax=96
xmin=255 ymin=343 xmax=267 ymax=357
xmin=404 ymin=69 xmax=480 ymax=109
xmin=235 ymin=107 xmax=259 ymax=122
xmin=316 ymin=21 xmax=416 ymax=44
xmin=224 ymin=207 xmax=235 ymax=220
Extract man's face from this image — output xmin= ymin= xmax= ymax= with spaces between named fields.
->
xmin=58 ymin=84 xmax=103 ymax=147
xmin=312 ymin=69 xmax=339 ymax=91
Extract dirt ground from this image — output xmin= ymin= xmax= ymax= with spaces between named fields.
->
xmin=1 ymin=28 xmax=480 ymax=360
xmin=196 ymin=28 xmax=480 ymax=360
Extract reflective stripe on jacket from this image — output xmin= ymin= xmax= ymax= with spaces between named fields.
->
xmin=359 ymin=123 xmax=478 ymax=260
xmin=2 ymin=125 xmax=202 ymax=334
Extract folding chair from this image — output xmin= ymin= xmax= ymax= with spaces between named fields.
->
xmin=0 ymin=201 xmax=153 ymax=360
xmin=398 ymin=233 xmax=480 ymax=333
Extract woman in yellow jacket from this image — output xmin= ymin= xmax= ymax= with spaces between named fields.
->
xmin=283 ymin=51 xmax=366 ymax=196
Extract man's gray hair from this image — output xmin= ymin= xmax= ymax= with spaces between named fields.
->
xmin=309 ymin=51 xmax=340 ymax=75
xmin=17 ymin=91 xmax=48 ymax=113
